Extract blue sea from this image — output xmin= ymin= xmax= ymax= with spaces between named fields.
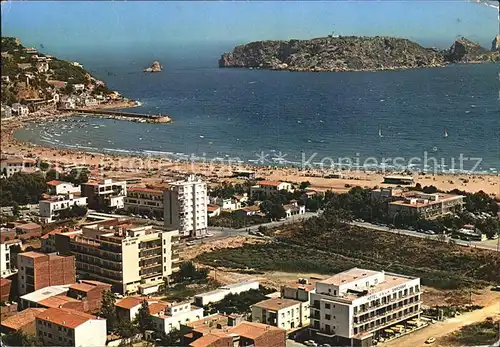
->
xmin=15 ymin=46 xmax=500 ymax=173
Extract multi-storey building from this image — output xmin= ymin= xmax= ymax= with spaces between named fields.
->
xmin=164 ymin=175 xmax=207 ymax=237
xmin=1 ymin=239 xmax=22 ymax=278
xmin=309 ymin=268 xmax=421 ymax=346
xmin=46 ymin=180 xmax=81 ymax=196
xmin=388 ymin=192 xmax=464 ymax=220
xmin=124 ymin=186 xmax=164 ymax=218
xmin=281 ymin=280 xmax=315 ymax=328
xmin=0 ymin=157 xmax=37 ymax=178
xmin=35 ymin=307 xmax=107 ymax=347
xmin=80 ymin=179 xmax=127 ymax=211
xmin=39 ymin=194 xmax=88 ymax=222
xmin=17 ymin=252 xmax=76 ymax=296
xmin=56 ymin=224 xmax=180 ymax=294
xmin=251 ymin=298 xmax=303 ymax=331
xmin=250 ymin=180 xmax=293 ymax=199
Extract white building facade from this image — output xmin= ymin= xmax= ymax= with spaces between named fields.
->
xmin=151 ymin=302 xmax=204 ymax=335
xmin=0 ymin=239 xmax=22 ymax=278
xmin=39 ymin=194 xmax=88 ymax=222
xmin=309 ymin=268 xmax=421 ymax=346
xmin=164 ymin=175 xmax=207 ymax=237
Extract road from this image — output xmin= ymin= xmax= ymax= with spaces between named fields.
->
xmin=383 ymin=302 xmax=500 ymax=347
xmin=351 ymin=221 xmax=500 ymax=252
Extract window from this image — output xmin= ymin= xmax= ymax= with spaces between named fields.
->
xmin=325 ymin=314 xmax=331 ymax=320
xmin=48 ymin=333 xmax=52 ymax=338
xmin=325 ymin=303 xmax=331 ymax=309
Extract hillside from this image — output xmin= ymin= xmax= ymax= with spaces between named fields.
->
xmin=219 ymin=35 xmax=499 ymax=72
xmin=1 ymin=37 xmax=111 ymax=106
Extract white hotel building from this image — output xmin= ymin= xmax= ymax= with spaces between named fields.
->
xmin=164 ymin=175 xmax=207 ymax=237
xmin=309 ymin=268 xmax=421 ymax=347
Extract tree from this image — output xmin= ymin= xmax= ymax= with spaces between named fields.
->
xmin=299 ymin=181 xmax=311 ymax=190
xmin=116 ymin=318 xmax=138 ymax=339
xmin=269 ymin=204 xmax=286 ymax=220
xmin=0 ymin=172 xmax=47 ymax=206
xmin=39 ymin=161 xmax=50 ymax=171
xmin=99 ymin=290 xmax=117 ymax=332
xmin=12 ymin=201 xmax=20 ymax=217
xmin=259 ymin=200 xmax=273 ymax=215
xmin=175 ymin=261 xmax=208 ymax=282
xmin=133 ymin=300 xmax=153 ymax=334
xmin=156 ymin=328 xmax=182 ymax=346
xmin=2 ymin=331 xmax=43 ymax=346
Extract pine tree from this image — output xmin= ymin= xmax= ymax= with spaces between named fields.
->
xmin=134 ymin=300 xmax=153 ymax=334
xmin=99 ymin=290 xmax=117 ymax=332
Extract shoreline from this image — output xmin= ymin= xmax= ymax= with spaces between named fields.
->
xmin=2 ymin=110 xmax=499 ymax=197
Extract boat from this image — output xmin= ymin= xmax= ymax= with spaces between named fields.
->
xmin=443 ymin=128 xmax=448 ymax=138
xmin=379 ymin=128 xmax=384 ymax=138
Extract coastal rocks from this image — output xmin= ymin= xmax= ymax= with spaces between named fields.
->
xmin=444 ymin=37 xmax=489 ymax=63
xmin=219 ymin=35 xmax=499 ymax=72
xmin=492 ymin=34 xmax=500 ymax=52
xmin=144 ymin=61 xmax=162 ymax=72
xmin=219 ymin=36 xmax=446 ymax=72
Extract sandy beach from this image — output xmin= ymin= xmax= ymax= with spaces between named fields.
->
xmin=1 ymin=106 xmax=499 ymax=197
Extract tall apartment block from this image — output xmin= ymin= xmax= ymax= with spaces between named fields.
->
xmin=163 ymin=175 xmax=207 ymax=237
xmin=55 ymin=224 xmax=180 ymax=294
xmin=309 ymin=268 xmax=421 ymax=347
xmin=17 ymin=252 xmax=76 ymax=296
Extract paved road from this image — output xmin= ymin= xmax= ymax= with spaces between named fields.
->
xmin=383 ymin=302 xmax=500 ymax=347
xmin=351 ymin=221 xmax=500 ymax=252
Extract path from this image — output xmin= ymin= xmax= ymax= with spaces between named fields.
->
xmin=383 ymin=303 xmax=500 ymax=347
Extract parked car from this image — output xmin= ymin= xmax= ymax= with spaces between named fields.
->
xmin=491 ymin=285 xmax=500 ymax=292
xmin=425 ymin=337 xmax=436 ymax=344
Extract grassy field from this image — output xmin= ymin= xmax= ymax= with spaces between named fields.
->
xmin=444 ymin=317 xmax=499 ymax=346
xmin=197 ymin=225 xmax=500 ymax=290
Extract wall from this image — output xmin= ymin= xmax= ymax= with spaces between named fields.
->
xmin=74 ymin=319 xmax=107 ymax=347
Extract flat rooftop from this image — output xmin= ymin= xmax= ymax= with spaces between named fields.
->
xmin=253 ymin=298 xmax=301 ymax=311
xmin=319 ymin=268 xmax=380 ymax=286
xmin=21 ymin=285 xmax=71 ymax=303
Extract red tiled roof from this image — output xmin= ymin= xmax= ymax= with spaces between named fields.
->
xmin=35 ymin=307 xmax=97 ymax=329
xmin=69 ymin=283 xmax=96 ymax=293
xmin=18 ymin=251 xmax=46 ymax=259
xmin=128 ymin=186 xmax=163 ymax=194
xmin=14 ymin=222 xmax=41 ymax=231
xmin=46 ymin=180 xmax=63 ymax=186
xmin=207 ymin=204 xmax=220 ymax=212
xmin=148 ymin=301 xmax=169 ymax=315
xmin=189 ymin=332 xmax=230 ymax=347
xmin=229 ymin=321 xmax=284 ymax=340
xmin=1 ymin=308 xmax=47 ymax=331
xmin=38 ymin=295 xmax=79 ymax=308
xmin=115 ymin=297 xmax=144 ymax=310
xmin=258 ymin=180 xmax=282 ymax=187
xmin=41 ymin=227 xmax=75 ymax=240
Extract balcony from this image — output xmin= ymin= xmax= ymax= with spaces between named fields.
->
xmin=354 ymin=294 xmax=420 ymax=317
xmin=354 ymin=301 xmax=421 ymax=328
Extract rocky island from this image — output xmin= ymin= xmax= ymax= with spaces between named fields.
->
xmin=219 ymin=36 xmax=500 ymax=72
xmin=144 ymin=60 xmax=163 ymax=72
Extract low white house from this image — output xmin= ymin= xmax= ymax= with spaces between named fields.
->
xmin=39 ymin=194 xmax=88 ymax=222
xmin=251 ymin=298 xmax=303 ymax=331
xmin=35 ymin=307 xmax=107 ymax=347
xmin=194 ymin=280 xmax=260 ymax=307
xmin=150 ymin=302 xmax=204 ymax=335
xmin=73 ymin=84 xmax=85 ymax=91
xmin=11 ymin=103 xmax=29 ymax=117
xmin=1 ymin=105 xmax=12 ymax=119
xmin=0 ymin=157 xmax=37 ymax=178
xmin=46 ymin=180 xmax=81 ymax=195
xmin=84 ymin=98 xmax=98 ymax=107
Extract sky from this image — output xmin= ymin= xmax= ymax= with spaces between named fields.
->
xmin=1 ymin=1 xmax=498 ymax=54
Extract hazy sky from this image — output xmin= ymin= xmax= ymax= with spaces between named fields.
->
xmin=1 ymin=1 xmax=498 ymax=51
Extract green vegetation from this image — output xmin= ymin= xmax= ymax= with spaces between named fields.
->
xmin=447 ymin=317 xmax=499 ymax=345
xmin=162 ymin=279 xmax=220 ymax=302
xmin=49 ymin=58 xmax=89 ymax=84
xmin=0 ymin=172 xmax=47 ymax=206
xmin=133 ymin=300 xmax=154 ymax=334
xmin=198 ymin=219 xmax=500 ymax=289
xmin=1 ymin=331 xmax=43 ymax=347
xmin=209 ymin=211 xmax=269 ymax=228
xmin=173 ymin=261 xmax=209 ymax=282
xmin=204 ymin=286 xmax=274 ymax=315
xmin=98 ymin=290 xmax=117 ymax=332
xmin=56 ymin=204 xmax=88 ymax=220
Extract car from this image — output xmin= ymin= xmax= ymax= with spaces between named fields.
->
xmin=425 ymin=337 xmax=436 ymax=344
xmin=186 ymin=241 xmax=195 ymax=246
xmin=491 ymin=285 xmax=500 ymax=291
xmin=304 ymin=341 xmax=318 ymax=347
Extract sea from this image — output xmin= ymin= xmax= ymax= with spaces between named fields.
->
xmin=15 ymin=45 xmax=500 ymax=173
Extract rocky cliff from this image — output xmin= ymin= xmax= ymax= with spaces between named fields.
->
xmin=492 ymin=34 xmax=500 ymax=52
xmin=219 ymin=36 xmax=499 ymax=72
xmin=144 ymin=61 xmax=162 ymax=72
